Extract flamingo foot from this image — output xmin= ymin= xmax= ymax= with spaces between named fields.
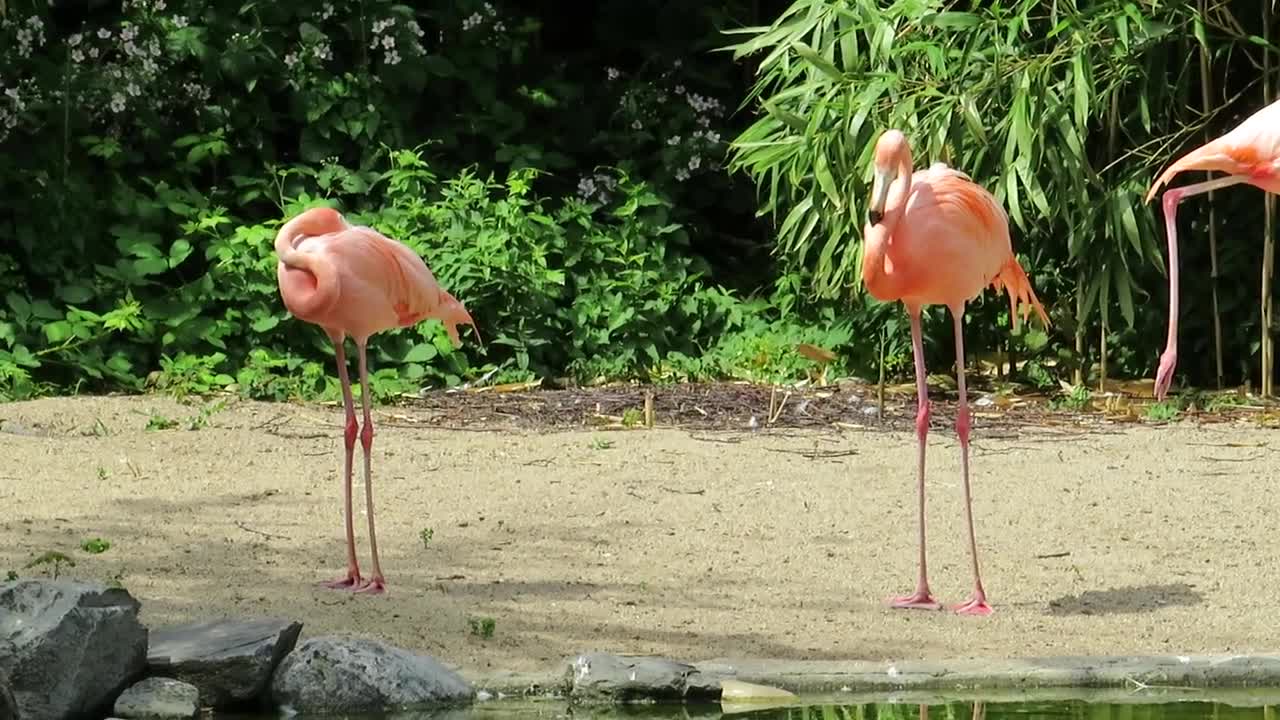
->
xmin=889 ymin=590 xmax=942 ymax=611
xmin=952 ymin=594 xmax=993 ymax=616
xmin=319 ymin=571 xmax=362 ymax=590
xmin=354 ymin=576 xmax=386 ymax=595
xmin=1155 ymin=348 xmax=1177 ymax=401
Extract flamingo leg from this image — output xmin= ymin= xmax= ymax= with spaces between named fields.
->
xmin=889 ymin=305 xmax=940 ymax=610
xmin=320 ymin=335 xmax=363 ymax=590
xmin=949 ymin=307 xmax=992 ymax=616
xmin=1154 ymin=175 xmax=1248 ymax=400
xmin=353 ymin=339 xmax=387 ymax=594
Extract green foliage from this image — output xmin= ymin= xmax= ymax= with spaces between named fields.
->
xmin=467 ymin=616 xmax=496 ymax=639
xmin=80 ymin=538 xmax=111 ymax=554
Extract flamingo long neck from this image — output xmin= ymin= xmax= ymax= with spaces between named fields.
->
xmin=861 ymin=147 xmax=914 ymax=297
xmin=275 ymin=209 xmax=346 ymax=320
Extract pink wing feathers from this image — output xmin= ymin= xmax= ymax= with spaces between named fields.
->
xmin=894 ymin=165 xmax=1049 ymax=328
xmin=276 ymin=208 xmax=477 ymax=346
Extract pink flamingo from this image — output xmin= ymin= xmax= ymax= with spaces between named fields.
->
xmin=862 ymin=129 xmax=1050 ymax=615
xmin=275 ymin=207 xmax=477 ymax=594
xmin=1144 ymin=98 xmax=1280 ymax=400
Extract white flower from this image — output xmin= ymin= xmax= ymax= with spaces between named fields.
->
xmin=675 ymin=168 xmax=689 ymax=181
xmin=484 ymin=2 xmax=496 ymax=15
xmin=71 ymin=48 xmax=85 ymax=63
xmin=98 ymin=28 xmax=112 ymax=39
xmin=110 ymin=93 xmax=126 ymax=113
xmin=88 ymin=46 xmax=100 ymax=59
xmin=408 ymin=20 xmax=424 ymax=37
xmin=154 ymin=0 xmax=166 ymax=10
xmin=674 ymin=84 xmax=685 ymax=95
xmin=283 ymin=52 xmax=299 ymax=69
xmin=688 ymin=156 xmax=701 ymax=170
xmin=126 ymin=83 xmax=140 ymax=97
xmin=381 ymin=35 xmax=395 ymax=48
xmin=384 ymin=49 xmax=401 ymax=65
xmin=67 ymin=33 xmax=83 ymax=47
xmin=606 ymin=67 xmax=619 ymax=80
xmin=706 ymin=130 xmax=720 ymax=143
xmin=631 ymin=120 xmax=642 ymax=130
xmin=667 ymin=135 xmax=680 ymax=146
xmin=173 ymin=15 xmax=189 ymax=28
xmin=321 ymin=3 xmax=335 ymax=20
xmin=494 ymin=21 xmax=505 ymax=32
xmin=462 ymin=12 xmax=483 ymax=30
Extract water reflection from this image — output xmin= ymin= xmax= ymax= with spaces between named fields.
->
xmin=223 ymin=697 xmax=1280 ymax=720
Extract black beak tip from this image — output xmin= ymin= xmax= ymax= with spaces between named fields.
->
xmin=868 ymin=209 xmax=882 ymax=226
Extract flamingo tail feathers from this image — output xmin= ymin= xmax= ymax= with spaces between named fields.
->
xmin=991 ymin=255 xmax=1049 ymax=332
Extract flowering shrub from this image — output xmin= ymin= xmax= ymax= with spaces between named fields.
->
xmin=0 ymin=0 xmax=828 ymax=400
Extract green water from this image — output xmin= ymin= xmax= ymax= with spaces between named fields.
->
xmin=226 ymin=691 xmax=1280 ymax=720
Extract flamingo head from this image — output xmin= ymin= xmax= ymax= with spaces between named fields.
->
xmin=868 ymin=129 xmax=908 ymax=226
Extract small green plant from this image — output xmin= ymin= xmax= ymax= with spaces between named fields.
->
xmin=419 ymin=527 xmax=434 ymax=548
xmin=621 ymin=407 xmax=643 ymax=427
xmin=468 ymin=616 xmax=496 ymax=639
xmin=1051 ymin=384 xmax=1092 ymax=412
xmin=81 ymin=538 xmax=111 ymax=554
xmin=589 ymin=436 xmax=613 ymax=450
xmin=1144 ymin=401 xmax=1179 ymax=422
xmin=185 ymin=399 xmax=227 ymax=430
xmin=96 ymin=466 xmax=109 ymax=481
xmin=5 ymin=570 xmax=17 ymax=581
xmin=145 ymin=412 xmax=178 ymax=431
xmin=24 ymin=551 xmax=76 ymax=579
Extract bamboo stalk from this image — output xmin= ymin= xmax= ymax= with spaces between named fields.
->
xmin=1100 ymin=89 xmax=1120 ymax=393
xmin=1264 ymin=0 xmax=1276 ymax=398
xmin=1199 ymin=0 xmax=1224 ymax=389
xmin=1074 ymin=267 xmax=1085 ymax=387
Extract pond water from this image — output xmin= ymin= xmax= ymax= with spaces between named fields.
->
xmin=221 ymin=691 xmax=1280 ymax=720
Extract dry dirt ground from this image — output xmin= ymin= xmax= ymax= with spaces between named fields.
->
xmin=2 ymin=388 xmax=1278 ymax=675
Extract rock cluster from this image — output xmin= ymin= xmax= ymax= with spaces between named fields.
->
xmin=0 ymin=580 xmax=475 ymax=720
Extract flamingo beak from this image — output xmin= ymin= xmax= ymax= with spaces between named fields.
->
xmin=868 ymin=167 xmax=894 ymax=226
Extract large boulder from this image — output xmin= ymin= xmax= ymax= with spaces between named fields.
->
xmin=112 ymin=678 xmax=198 ymax=720
xmin=146 ymin=617 xmax=301 ymax=708
xmin=270 ymin=636 xmax=473 ymax=713
xmin=0 ymin=580 xmax=148 ymax=720
xmin=566 ymin=652 xmax=721 ymax=703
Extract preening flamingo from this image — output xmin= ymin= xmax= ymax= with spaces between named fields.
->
xmin=1144 ymin=98 xmax=1280 ymax=400
xmin=862 ymin=129 xmax=1050 ymax=615
xmin=275 ymin=207 xmax=477 ymax=594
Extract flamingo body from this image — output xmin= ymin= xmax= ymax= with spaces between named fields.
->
xmin=861 ymin=130 xmax=1048 ymax=616
xmin=1144 ymin=98 xmax=1280 ymax=399
xmin=275 ymin=207 xmax=476 ymax=594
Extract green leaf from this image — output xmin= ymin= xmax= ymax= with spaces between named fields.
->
xmin=791 ymin=41 xmax=843 ymax=82
xmin=250 ymin=315 xmax=279 ymax=332
xmin=169 ymin=239 xmax=193 ymax=267
xmin=404 ymin=343 xmax=438 ymax=363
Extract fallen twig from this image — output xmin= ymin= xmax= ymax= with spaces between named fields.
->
xmin=235 ymin=521 xmax=289 ymax=540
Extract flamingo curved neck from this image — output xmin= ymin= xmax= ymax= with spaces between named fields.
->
xmin=862 ymin=150 xmax=914 ymax=298
xmin=275 ymin=210 xmax=345 ymax=320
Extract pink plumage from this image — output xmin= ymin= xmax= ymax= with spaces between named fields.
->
xmin=1144 ymin=98 xmax=1280 ymax=400
xmin=860 ymin=129 xmax=1049 ymax=616
xmin=275 ymin=206 xmax=476 ymax=594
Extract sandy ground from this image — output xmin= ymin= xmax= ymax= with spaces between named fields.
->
xmin=1 ymin=393 xmax=1278 ymax=675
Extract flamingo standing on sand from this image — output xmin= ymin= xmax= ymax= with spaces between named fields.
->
xmin=275 ymin=207 xmax=477 ymax=594
xmin=1144 ymin=98 xmax=1280 ymax=401
xmin=861 ymin=129 xmax=1050 ymax=615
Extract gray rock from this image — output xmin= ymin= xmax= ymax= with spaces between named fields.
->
xmin=146 ymin=617 xmax=301 ymax=708
xmin=112 ymin=678 xmax=197 ymax=720
xmin=0 ymin=580 xmax=148 ymax=720
xmin=1 ymin=671 xmax=17 ymax=720
xmin=567 ymin=652 xmax=721 ymax=703
xmin=270 ymin=636 xmax=474 ymax=713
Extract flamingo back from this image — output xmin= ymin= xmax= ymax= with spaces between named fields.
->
xmin=887 ymin=165 xmax=1013 ymax=307
xmin=291 ymin=226 xmax=475 ymax=345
